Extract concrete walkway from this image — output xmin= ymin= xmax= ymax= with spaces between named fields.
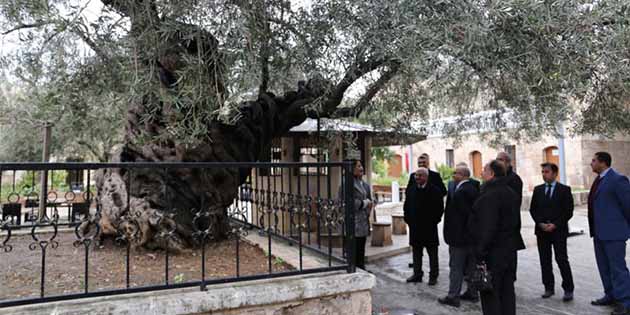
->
xmin=370 ymin=207 xmax=629 ymax=315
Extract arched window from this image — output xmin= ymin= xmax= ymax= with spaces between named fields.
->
xmin=470 ymin=151 xmax=483 ymax=178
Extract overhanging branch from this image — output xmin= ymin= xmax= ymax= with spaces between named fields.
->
xmin=334 ymin=61 xmax=401 ymax=118
xmin=1 ymin=21 xmax=54 ymax=35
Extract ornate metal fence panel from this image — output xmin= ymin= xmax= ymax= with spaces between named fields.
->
xmin=0 ymin=162 xmax=354 ymax=308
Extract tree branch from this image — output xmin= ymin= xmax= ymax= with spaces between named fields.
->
xmin=315 ymin=56 xmax=392 ymax=118
xmin=334 ymin=61 xmax=401 ymax=118
xmin=1 ymin=22 xmax=54 ymax=35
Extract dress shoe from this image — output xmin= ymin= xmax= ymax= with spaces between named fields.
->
xmin=592 ymin=297 xmax=616 ymax=306
xmin=406 ymin=274 xmax=423 ymax=283
xmin=428 ymin=277 xmax=438 ymax=286
xmin=438 ymin=296 xmax=461 ymax=308
xmin=542 ymin=290 xmax=555 ymax=299
xmin=563 ymin=291 xmax=574 ymax=302
xmin=460 ymin=291 xmax=479 ymax=303
xmin=611 ymin=304 xmax=630 ymax=315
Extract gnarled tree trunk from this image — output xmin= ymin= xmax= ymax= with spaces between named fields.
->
xmin=94 ymin=0 xmax=398 ymax=251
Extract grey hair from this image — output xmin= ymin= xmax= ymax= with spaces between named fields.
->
xmin=456 ymin=162 xmax=468 ymax=168
xmin=455 ymin=166 xmax=471 ymax=178
xmin=415 ymin=167 xmax=429 ymax=176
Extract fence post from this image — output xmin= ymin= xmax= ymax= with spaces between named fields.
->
xmin=344 ymin=161 xmax=355 ymax=273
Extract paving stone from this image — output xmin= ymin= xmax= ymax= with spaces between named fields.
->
xmin=370 ymin=207 xmax=629 ymax=315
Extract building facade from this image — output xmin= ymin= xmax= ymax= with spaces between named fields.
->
xmin=392 ymin=133 xmax=630 ymax=193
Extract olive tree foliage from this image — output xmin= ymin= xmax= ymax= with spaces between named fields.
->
xmin=2 ymin=0 xmax=629 ymax=153
xmin=1 ymin=0 xmax=629 ymax=249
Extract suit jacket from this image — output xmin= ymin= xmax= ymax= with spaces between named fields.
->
xmin=588 ymin=169 xmax=630 ymax=241
xmin=407 ymin=170 xmax=447 ymax=198
xmin=529 ymin=182 xmax=574 ymax=236
xmin=469 ymin=177 xmax=519 ymax=271
xmin=506 ymin=167 xmax=526 ymax=250
xmin=444 ymin=181 xmax=480 ymax=247
xmin=338 ymin=178 xmax=372 ymax=238
xmin=469 ymin=178 xmax=481 ymax=190
xmin=403 ymin=183 xmax=445 ymax=247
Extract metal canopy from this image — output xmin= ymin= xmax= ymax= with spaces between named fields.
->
xmin=287 ymin=118 xmax=426 ymax=146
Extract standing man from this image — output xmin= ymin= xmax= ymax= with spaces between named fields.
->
xmin=496 ymin=152 xmax=527 ymax=265
xmin=439 ymin=166 xmax=480 ymax=307
xmin=407 ymin=153 xmax=447 ymax=268
xmin=404 ymin=168 xmax=445 ymax=285
xmin=469 ymin=160 xmax=520 ymax=315
xmin=529 ymin=163 xmax=575 ymax=301
xmin=588 ymin=152 xmax=630 ymax=315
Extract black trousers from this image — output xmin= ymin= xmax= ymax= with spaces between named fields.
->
xmin=355 ymin=237 xmax=367 ymax=269
xmin=537 ymin=232 xmax=574 ymax=292
xmin=480 ymin=252 xmax=517 ymax=315
xmin=412 ymin=245 xmax=439 ymax=279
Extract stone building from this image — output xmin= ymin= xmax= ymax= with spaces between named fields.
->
xmin=391 ymin=122 xmax=630 ymax=193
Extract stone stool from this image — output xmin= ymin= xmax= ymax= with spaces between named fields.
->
xmin=371 ymin=222 xmax=393 ymax=247
xmin=391 ymin=214 xmax=407 ymax=235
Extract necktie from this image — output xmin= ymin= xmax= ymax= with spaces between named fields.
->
xmin=588 ymin=176 xmax=602 ymax=212
xmin=545 ymin=184 xmax=552 ymax=199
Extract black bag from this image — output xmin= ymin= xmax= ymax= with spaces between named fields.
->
xmin=471 ymin=262 xmax=493 ymax=292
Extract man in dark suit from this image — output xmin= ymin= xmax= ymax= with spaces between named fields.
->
xmin=497 ymin=152 xmax=526 ymax=251
xmin=407 ymin=153 xmax=447 ymax=269
xmin=588 ymin=152 xmax=630 ymax=315
xmin=469 ymin=160 xmax=520 ymax=315
xmin=529 ymin=163 xmax=575 ymax=301
xmin=404 ymin=167 xmax=445 ymax=285
xmin=438 ymin=166 xmax=480 ymax=307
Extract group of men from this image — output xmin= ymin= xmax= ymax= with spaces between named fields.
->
xmin=401 ymin=151 xmax=630 ymax=315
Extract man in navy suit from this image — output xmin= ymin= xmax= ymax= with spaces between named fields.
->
xmin=588 ymin=152 xmax=630 ymax=315
xmin=529 ymin=163 xmax=574 ymax=301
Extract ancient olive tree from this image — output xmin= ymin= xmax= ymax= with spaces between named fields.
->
xmin=2 ymin=0 xmax=629 ymax=250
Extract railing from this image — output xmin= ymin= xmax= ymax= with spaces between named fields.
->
xmin=0 ymin=162 xmax=355 ymax=308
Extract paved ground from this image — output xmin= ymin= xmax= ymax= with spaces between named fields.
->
xmin=370 ymin=207 xmax=629 ymax=315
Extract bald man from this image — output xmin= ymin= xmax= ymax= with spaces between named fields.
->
xmin=440 ymin=165 xmax=480 ymax=307
xmin=404 ymin=167 xmax=445 ymax=285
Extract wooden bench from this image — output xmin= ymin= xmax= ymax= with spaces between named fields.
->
xmin=391 ymin=214 xmax=407 ymax=235
xmin=371 ymin=222 xmax=393 ymax=247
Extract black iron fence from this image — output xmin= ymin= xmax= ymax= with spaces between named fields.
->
xmin=0 ymin=162 xmax=356 ymax=308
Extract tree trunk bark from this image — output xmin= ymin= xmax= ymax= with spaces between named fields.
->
xmin=94 ymin=20 xmax=325 ymax=250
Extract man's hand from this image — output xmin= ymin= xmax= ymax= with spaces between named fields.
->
xmin=540 ymin=223 xmax=557 ymax=232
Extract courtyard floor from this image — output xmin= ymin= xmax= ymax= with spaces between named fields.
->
xmin=370 ymin=206 xmax=629 ymax=315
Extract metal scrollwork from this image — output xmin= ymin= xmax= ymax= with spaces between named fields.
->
xmin=156 ymin=212 xmax=177 ymax=242
xmin=30 ymin=222 xmax=59 ymax=252
xmin=323 ymin=199 xmax=343 ymax=229
xmin=0 ymin=219 xmax=12 ymax=253
xmin=271 ymin=191 xmax=280 ymax=233
xmin=73 ymin=208 xmax=101 ymax=249
xmin=191 ymin=208 xmax=214 ymax=244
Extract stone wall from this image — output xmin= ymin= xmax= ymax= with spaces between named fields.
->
xmin=580 ymin=135 xmax=630 ymax=187
xmin=2 ymin=271 xmax=375 ymax=315
xmin=395 ymin=133 xmax=630 ymax=192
